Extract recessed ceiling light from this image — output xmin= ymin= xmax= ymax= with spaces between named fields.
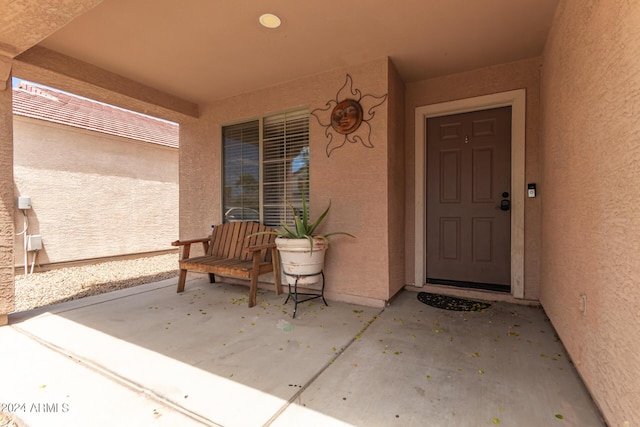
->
xmin=259 ymin=13 xmax=281 ymax=29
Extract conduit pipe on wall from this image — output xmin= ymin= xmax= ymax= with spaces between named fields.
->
xmin=16 ymin=210 xmax=29 ymax=275
xmin=30 ymin=249 xmax=38 ymax=274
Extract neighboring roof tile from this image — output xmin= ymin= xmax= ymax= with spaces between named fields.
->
xmin=12 ymin=81 xmax=179 ymax=148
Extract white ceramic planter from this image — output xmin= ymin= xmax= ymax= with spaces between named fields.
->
xmin=275 ymin=237 xmax=328 ymax=286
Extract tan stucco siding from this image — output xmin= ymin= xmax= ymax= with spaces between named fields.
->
xmin=0 ymin=72 xmax=14 ymax=323
xmin=180 ymin=58 xmax=393 ymax=306
xmin=540 ymin=1 xmax=640 ymax=425
xmin=387 ymin=61 xmax=406 ymax=299
xmin=404 ymin=57 xmax=542 ymax=299
xmin=178 ymin=114 xmax=219 ymax=241
xmin=13 ymin=116 xmax=178 ymax=267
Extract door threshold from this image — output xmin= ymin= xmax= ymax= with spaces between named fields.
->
xmin=426 ymin=278 xmax=510 ymax=294
xmin=404 ymin=283 xmax=540 ymax=307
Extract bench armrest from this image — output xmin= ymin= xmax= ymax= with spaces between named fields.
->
xmin=244 ymin=243 xmax=276 ymax=253
xmin=172 ymin=237 xmax=211 ymax=260
xmin=171 ymin=237 xmax=210 ymax=246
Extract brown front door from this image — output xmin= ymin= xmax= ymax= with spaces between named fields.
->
xmin=426 ymin=107 xmax=511 ymax=290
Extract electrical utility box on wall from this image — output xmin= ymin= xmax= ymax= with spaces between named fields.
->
xmin=27 ymin=234 xmax=42 ymax=251
xmin=18 ymin=196 xmax=32 ymax=209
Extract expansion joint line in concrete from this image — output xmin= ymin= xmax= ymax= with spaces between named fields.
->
xmin=263 ymin=306 xmax=386 ymax=427
xmin=11 ymin=324 xmax=221 ymax=427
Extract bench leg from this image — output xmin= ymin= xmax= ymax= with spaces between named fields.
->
xmin=248 ymin=253 xmax=261 ymax=308
xmin=249 ymin=274 xmax=258 ymax=308
xmin=271 ymin=248 xmax=282 ymax=295
xmin=208 ymin=273 xmax=216 ymax=283
xmin=177 ymin=269 xmax=187 ymax=293
xmin=249 ymin=275 xmax=258 ymax=307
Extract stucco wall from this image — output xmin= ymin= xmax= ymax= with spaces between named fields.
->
xmin=180 ymin=58 xmax=395 ymax=306
xmin=387 ymin=61 xmax=406 ymax=298
xmin=13 ymin=116 xmax=178 ymax=268
xmin=404 ymin=57 xmax=542 ymax=299
xmin=0 ymin=73 xmax=14 ymax=323
xmin=540 ymin=1 xmax=640 ymax=425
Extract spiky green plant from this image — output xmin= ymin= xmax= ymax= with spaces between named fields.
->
xmin=252 ymin=195 xmax=354 ymax=249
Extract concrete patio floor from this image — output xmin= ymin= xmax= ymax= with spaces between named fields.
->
xmin=1 ymin=276 xmax=605 ymax=427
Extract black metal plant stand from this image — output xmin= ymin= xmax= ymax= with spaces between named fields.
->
xmin=283 ymin=270 xmax=328 ymax=318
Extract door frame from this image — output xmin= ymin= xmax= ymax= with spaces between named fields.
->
xmin=414 ymin=89 xmax=526 ymax=298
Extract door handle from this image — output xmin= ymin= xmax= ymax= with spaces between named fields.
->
xmin=500 ymin=199 xmax=511 ymax=211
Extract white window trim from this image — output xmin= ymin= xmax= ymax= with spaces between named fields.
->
xmin=414 ymin=89 xmax=526 ymax=299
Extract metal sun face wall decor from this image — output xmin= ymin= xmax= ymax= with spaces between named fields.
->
xmin=311 ymin=74 xmax=388 ymax=157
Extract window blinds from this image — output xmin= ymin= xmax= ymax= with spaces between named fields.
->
xmin=222 ymin=121 xmax=260 ymax=220
xmin=222 ymin=109 xmax=309 ymax=226
xmin=263 ymin=109 xmax=309 ymax=226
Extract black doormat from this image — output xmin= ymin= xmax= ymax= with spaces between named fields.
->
xmin=417 ymin=292 xmax=491 ymax=312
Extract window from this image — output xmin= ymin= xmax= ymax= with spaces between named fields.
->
xmin=222 ymin=109 xmax=309 ymax=226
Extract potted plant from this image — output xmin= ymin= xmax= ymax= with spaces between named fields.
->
xmin=259 ymin=195 xmax=354 ymax=286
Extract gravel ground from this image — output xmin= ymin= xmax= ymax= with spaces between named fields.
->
xmin=0 ymin=411 xmax=27 ymax=427
xmin=13 ymin=253 xmax=179 ymax=313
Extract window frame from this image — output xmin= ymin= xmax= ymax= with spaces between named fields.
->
xmin=221 ymin=107 xmax=310 ymax=226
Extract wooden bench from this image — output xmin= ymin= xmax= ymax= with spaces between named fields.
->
xmin=171 ymin=221 xmax=282 ymax=307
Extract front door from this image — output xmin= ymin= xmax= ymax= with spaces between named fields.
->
xmin=426 ymin=107 xmax=511 ymax=291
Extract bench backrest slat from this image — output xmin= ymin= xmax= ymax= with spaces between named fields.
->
xmin=208 ymin=222 xmax=277 ymax=261
xmin=209 ymin=223 xmax=224 ymax=256
xmin=230 ymin=221 xmax=246 ymax=259
xmin=221 ymin=222 xmax=235 ymax=257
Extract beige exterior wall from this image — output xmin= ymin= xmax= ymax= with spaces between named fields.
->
xmin=13 ymin=115 xmax=178 ymax=269
xmin=404 ymin=58 xmax=542 ymax=299
xmin=0 ymin=67 xmax=14 ymax=324
xmin=180 ymin=58 xmax=399 ymax=306
xmin=387 ymin=61 xmax=406 ymax=298
xmin=540 ymin=1 xmax=640 ymax=425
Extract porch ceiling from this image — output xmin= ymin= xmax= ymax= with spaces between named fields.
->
xmin=15 ymin=0 xmax=558 ymax=104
